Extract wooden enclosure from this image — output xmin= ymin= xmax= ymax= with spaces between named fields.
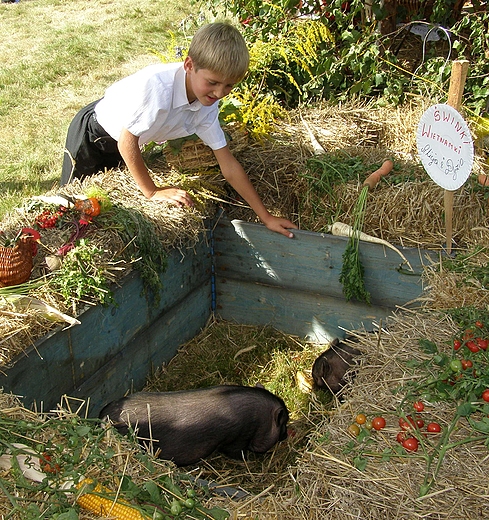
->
xmin=0 ymin=218 xmax=430 ymax=416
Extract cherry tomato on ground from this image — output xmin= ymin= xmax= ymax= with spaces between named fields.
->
xmin=355 ymin=413 xmax=367 ymax=425
xmin=475 ymin=320 xmax=484 ymax=328
xmin=461 ymin=359 xmax=473 ymax=370
xmin=170 ymin=501 xmax=183 ymax=516
xmin=477 ymin=337 xmax=488 ymax=350
xmin=402 ymin=437 xmax=419 ymax=452
xmin=450 ymin=359 xmax=463 ymax=372
xmin=463 ymin=329 xmax=475 ymax=341
xmin=364 ymin=420 xmax=373 ymax=430
xmin=372 ymin=416 xmax=386 ymax=431
xmin=396 ymin=431 xmax=406 ymax=444
xmin=400 ymin=415 xmax=416 ymax=429
xmin=453 ymin=339 xmax=462 ymax=351
xmin=348 ymin=423 xmax=361 ymax=437
xmin=482 ymin=389 xmax=489 ymax=402
xmin=184 ymin=499 xmax=196 ymax=509
xmin=416 ymin=419 xmax=425 ymax=429
xmin=467 ymin=341 xmax=480 ymax=353
xmin=427 ymin=422 xmax=441 ymax=433
xmin=399 ymin=417 xmax=410 ymax=431
xmin=413 ymin=401 xmax=424 ymax=412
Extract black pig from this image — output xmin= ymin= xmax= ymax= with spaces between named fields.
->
xmin=99 ymin=385 xmax=289 ymax=466
xmin=312 ymin=337 xmax=361 ymax=393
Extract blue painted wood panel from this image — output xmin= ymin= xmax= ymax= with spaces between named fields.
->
xmin=214 ymin=219 xmax=431 ymax=342
xmin=0 ymin=237 xmax=212 ymax=414
xmin=73 ymin=283 xmax=211 ymax=416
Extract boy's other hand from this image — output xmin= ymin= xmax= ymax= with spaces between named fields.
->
xmin=262 ymin=215 xmax=298 ymax=239
xmin=149 ymin=187 xmax=194 ymax=207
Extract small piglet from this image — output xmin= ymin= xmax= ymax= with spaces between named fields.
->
xmin=99 ymin=385 xmax=289 ymax=466
xmin=312 ymin=337 xmax=361 ymax=393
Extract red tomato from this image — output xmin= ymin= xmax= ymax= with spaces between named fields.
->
xmin=416 ymin=419 xmax=425 ymax=429
xmin=396 ymin=431 xmax=406 ymax=443
xmin=402 ymin=437 xmax=419 ymax=452
xmin=427 ymin=422 xmax=441 ymax=433
xmin=413 ymin=401 xmax=424 ymax=412
xmin=463 ymin=329 xmax=475 ymax=341
xmin=406 ymin=415 xmax=416 ymax=428
xmin=399 ymin=417 xmax=410 ymax=430
xmin=461 ymin=359 xmax=473 ymax=370
xmin=372 ymin=416 xmax=386 ymax=431
xmin=453 ymin=339 xmax=462 ymax=351
xmin=475 ymin=320 xmax=484 ymax=328
xmin=482 ymin=389 xmax=489 ymax=402
xmin=477 ymin=337 xmax=488 ymax=351
xmin=467 ymin=340 xmax=480 ymax=353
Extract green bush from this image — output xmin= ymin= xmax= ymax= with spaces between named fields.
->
xmin=206 ymin=0 xmax=489 ymax=114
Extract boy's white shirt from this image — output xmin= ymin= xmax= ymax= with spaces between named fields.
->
xmin=94 ymin=62 xmax=227 ymax=150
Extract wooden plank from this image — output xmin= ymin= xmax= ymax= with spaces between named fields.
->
xmin=214 ymin=219 xmax=431 ymax=341
xmin=214 ymin=219 xmax=428 ymax=307
xmin=73 ymin=283 xmax=211 ymax=416
xmin=0 ymin=238 xmax=212 ymax=412
xmin=215 ymin=278 xmax=393 ymax=343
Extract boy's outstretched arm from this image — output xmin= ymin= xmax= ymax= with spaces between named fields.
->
xmin=213 ymin=146 xmax=298 ymax=238
xmin=118 ymin=128 xmax=193 ymax=207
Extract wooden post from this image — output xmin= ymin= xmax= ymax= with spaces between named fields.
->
xmin=444 ymin=60 xmax=469 ymax=255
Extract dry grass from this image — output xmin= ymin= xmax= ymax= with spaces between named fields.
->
xmin=1 ymin=97 xmax=489 ymax=518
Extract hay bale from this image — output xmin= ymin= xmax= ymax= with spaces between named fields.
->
xmin=287 ymin=312 xmax=489 ymax=519
xmin=162 ymin=124 xmax=250 ymax=172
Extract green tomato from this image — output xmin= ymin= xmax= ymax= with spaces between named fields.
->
xmin=170 ymin=500 xmax=183 ymax=516
xmin=184 ymin=498 xmax=195 ymax=509
xmin=186 ymin=489 xmax=196 ymax=499
xmin=450 ymin=359 xmax=463 ymax=372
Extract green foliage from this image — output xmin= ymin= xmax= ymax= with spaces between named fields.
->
xmin=0 ymin=411 xmax=229 ymax=519
xmin=338 ymin=186 xmax=371 ymax=304
xmin=204 ymin=0 xmax=489 ymax=112
xmin=52 ymin=239 xmax=115 ymax=305
xmin=99 ymin=205 xmax=167 ymax=302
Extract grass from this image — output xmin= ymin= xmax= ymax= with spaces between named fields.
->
xmin=0 ymin=0 xmax=203 ymax=220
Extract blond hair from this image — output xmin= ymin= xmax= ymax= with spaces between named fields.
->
xmin=188 ymin=22 xmax=249 ymax=81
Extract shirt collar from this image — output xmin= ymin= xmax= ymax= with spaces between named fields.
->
xmin=173 ymin=65 xmax=203 ymax=111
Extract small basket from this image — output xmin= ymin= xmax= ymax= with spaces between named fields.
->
xmin=0 ymin=237 xmax=34 ymax=287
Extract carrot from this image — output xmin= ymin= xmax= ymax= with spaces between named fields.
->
xmin=477 ymin=173 xmax=489 ymax=187
xmin=328 ymin=221 xmax=414 ymax=271
xmin=363 ymin=159 xmax=394 ymax=190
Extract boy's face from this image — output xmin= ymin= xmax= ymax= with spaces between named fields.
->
xmin=184 ymin=57 xmax=236 ymax=106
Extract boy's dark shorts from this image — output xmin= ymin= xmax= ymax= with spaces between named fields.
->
xmin=61 ymin=99 xmax=123 ymax=185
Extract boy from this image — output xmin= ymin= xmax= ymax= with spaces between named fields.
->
xmin=61 ymin=22 xmax=297 ymax=238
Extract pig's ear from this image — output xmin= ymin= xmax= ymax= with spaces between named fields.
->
xmin=275 ymin=407 xmax=288 ymax=427
xmin=313 ymin=356 xmax=331 ymax=379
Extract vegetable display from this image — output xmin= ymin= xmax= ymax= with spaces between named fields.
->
xmin=342 ymin=317 xmax=489 ymax=497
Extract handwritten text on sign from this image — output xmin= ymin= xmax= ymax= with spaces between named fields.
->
xmin=416 ymin=104 xmax=474 ymax=191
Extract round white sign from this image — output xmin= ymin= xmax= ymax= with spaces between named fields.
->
xmin=416 ymin=103 xmax=474 ymax=191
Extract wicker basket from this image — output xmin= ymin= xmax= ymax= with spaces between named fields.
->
xmin=0 ymin=236 xmax=34 ymax=287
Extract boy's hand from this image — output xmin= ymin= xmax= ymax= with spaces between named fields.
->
xmin=262 ymin=215 xmax=298 ymax=239
xmin=149 ymin=187 xmax=194 ymax=208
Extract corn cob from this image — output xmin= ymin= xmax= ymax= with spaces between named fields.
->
xmin=76 ymin=478 xmax=150 ymax=519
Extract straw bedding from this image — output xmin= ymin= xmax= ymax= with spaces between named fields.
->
xmin=1 ymin=99 xmax=489 ymax=518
